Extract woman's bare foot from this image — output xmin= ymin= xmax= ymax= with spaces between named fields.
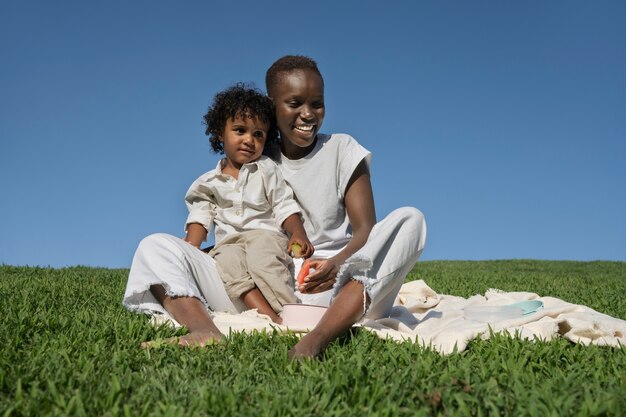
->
xmin=288 ymin=280 xmax=369 ymax=361
xmin=287 ymin=332 xmax=323 ymax=360
xmin=145 ymin=286 xmax=225 ymax=348
xmin=141 ymin=330 xmax=222 ymax=349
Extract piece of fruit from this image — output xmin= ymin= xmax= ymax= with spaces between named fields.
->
xmin=291 ymin=243 xmax=303 ymax=258
xmin=297 ymin=259 xmax=311 ymax=285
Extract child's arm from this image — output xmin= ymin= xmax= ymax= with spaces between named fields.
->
xmin=184 ymin=223 xmax=207 ymax=248
xmin=184 ymin=173 xmax=217 ymax=249
xmin=282 ymin=214 xmax=314 ymax=258
xmin=260 ymin=158 xmax=313 ymax=257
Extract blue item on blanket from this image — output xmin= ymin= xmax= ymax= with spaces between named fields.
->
xmin=463 ymin=300 xmax=544 ymax=323
xmin=507 ymin=300 xmax=544 ymax=315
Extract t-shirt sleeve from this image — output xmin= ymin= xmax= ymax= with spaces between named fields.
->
xmin=184 ymin=177 xmax=216 ymax=238
xmin=259 ymin=158 xmax=302 ymax=228
xmin=336 ymin=134 xmax=372 ymax=199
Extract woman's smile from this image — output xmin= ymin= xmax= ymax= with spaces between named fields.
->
xmin=295 ymin=124 xmax=314 ymax=132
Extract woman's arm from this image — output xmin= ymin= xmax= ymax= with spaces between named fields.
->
xmin=299 ymin=159 xmax=376 ymax=293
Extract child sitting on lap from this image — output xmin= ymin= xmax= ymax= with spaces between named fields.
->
xmin=184 ymin=84 xmax=313 ymax=324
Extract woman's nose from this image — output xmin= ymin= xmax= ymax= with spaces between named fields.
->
xmin=300 ymin=105 xmax=314 ymax=120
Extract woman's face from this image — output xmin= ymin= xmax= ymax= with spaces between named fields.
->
xmin=271 ymin=69 xmax=325 ymax=159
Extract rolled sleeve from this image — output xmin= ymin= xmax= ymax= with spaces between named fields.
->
xmin=337 ymin=137 xmax=371 ymax=200
xmin=273 ymin=199 xmax=301 ymax=228
xmin=184 ymin=180 xmax=216 ymax=238
xmin=260 ymin=158 xmax=302 ymax=228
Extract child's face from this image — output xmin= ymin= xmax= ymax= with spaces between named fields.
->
xmin=271 ymin=69 xmax=325 ymax=157
xmin=220 ymin=114 xmax=269 ymax=170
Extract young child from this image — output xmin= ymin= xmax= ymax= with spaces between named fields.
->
xmin=184 ymin=84 xmax=313 ymax=324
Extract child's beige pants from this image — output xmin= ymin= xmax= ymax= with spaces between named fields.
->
xmin=209 ymin=229 xmax=297 ymax=313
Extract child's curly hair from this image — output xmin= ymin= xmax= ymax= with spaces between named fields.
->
xmin=265 ymin=55 xmax=323 ymax=96
xmin=203 ymin=83 xmax=278 ymax=154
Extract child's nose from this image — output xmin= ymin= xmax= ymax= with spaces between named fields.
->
xmin=242 ymin=134 xmax=254 ymax=146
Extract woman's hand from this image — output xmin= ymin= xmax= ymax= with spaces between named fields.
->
xmin=298 ymin=258 xmax=340 ymax=294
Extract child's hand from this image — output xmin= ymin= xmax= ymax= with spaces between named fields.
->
xmin=288 ymin=234 xmax=314 ymax=258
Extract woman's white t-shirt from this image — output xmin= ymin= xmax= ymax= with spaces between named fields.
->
xmin=276 ymin=133 xmax=371 ymax=259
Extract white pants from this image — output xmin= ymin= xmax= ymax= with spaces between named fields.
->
xmin=122 ymin=207 xmax=426 ymax=320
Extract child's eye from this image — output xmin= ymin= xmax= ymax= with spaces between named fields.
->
xmin=235 ymin=127 xmax=245 ymax=134
xmin=313 ymin=101 xmax=325 ymax=109
xmin=254 ymin=131 xmax=266 ymax=139
xmin=287 ymin=100 xmax=300 ymax=108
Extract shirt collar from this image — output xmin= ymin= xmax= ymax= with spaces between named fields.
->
xmin=201 ymin=158 xmax=260 ymax=182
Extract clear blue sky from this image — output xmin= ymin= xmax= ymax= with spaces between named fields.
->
xmin=1 ymin=1 xmax=625 ymax=268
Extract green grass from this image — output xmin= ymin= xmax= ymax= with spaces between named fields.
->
xmin=1 ymin=261 xmax=625 ymax=416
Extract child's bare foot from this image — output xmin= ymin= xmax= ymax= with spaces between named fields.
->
xmin=141 ymin=330 xmax=222 ymax=349
xmin=257 ymin=309 xmax=283 ymax=324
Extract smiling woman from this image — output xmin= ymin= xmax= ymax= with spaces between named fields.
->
xmin=264 ymin=55 xmax=427 ymax=359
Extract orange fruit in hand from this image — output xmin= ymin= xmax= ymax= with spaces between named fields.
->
xmin=297 ymin=259 xmax=311 ymax=285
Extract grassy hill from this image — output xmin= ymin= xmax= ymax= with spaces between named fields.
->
xmin=1 ymin=261 xmax=625 ymax=416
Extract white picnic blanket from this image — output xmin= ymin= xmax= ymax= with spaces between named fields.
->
xmin=152 ymin=280 xmax=626 ymax=354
